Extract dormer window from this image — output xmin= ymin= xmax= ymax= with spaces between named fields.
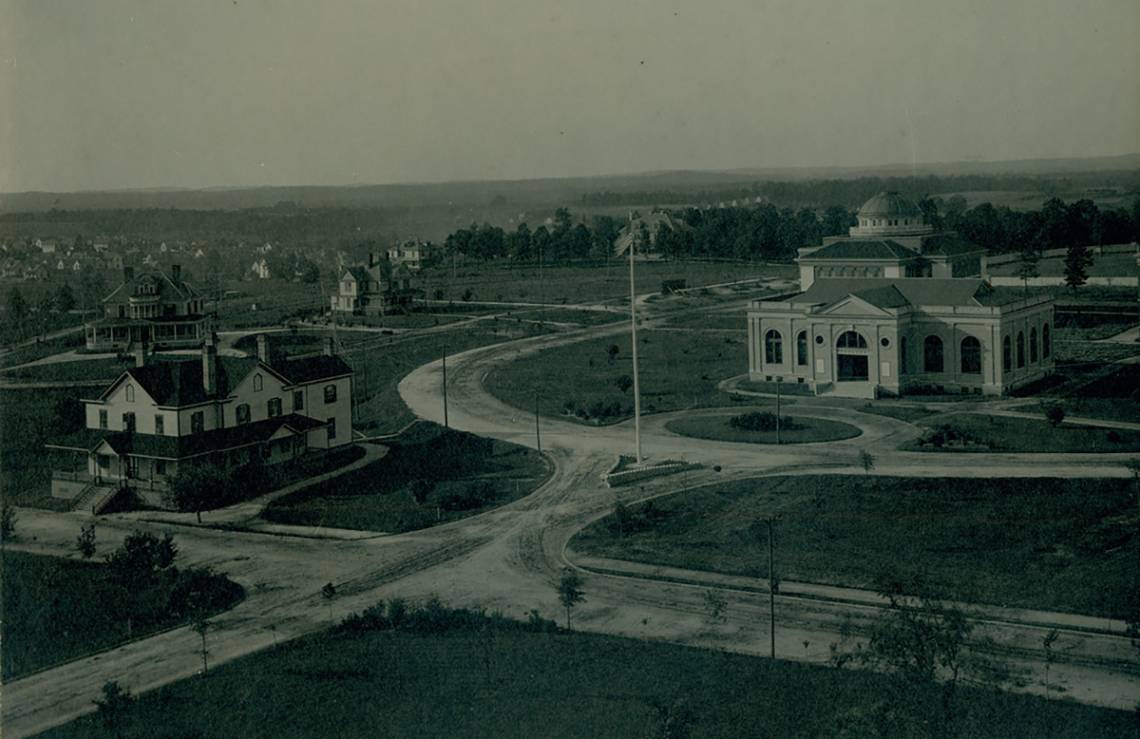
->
xmin=125 ymin=384 xmax=135 ymax=402
xmin=253 ymin=374 xmax=263 ymax=392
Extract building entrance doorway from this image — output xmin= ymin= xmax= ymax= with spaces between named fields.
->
xmin=837 ymin=354 xmax=869 ymax=381
xmin=835 ymin=330 xmax=870 ymax=381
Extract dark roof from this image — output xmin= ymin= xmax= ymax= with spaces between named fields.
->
xmin=102 ymin=268 xmax=199 ymax=304
xmin=802 ymin=240 xmax=917 ymax=261
xmin=793 ymin=278 xmax=1012 ymax=309
xmin=273 ymin=354 xmax=353 ymax=384
xmin=47 ymin=414 xmax=327 ymax=460
xmin=918 ymin=233 xmax=986 ymax=258
xmin=117 ymin=356 xmax=258 ymax=406
xmin=345 ymin=266 xmax=372 ymax=283
xmin=857 ymin=191 xmax=922 ymax=218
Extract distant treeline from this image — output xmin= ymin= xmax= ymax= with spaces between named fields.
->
xmin=580 ymin=172 xmax=1140 ymax=209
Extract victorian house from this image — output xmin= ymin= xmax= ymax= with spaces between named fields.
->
xmin=330 ymin=253 xmax=417 ymax=315
xmin=85 ymin=265 xmax=211 ymax=351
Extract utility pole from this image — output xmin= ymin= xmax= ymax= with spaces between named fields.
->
xmin=767 ymin=517 xmax=777 ymax=660
xmin=534 ymin=390 xmax=542 ymax=452
xmin=628 ymin=235 xmax=643 ymax=464
xmin=442 ymin=350 xmax=449 ymax=429
xmin=775 ymin=376 xmax=781 ymax=445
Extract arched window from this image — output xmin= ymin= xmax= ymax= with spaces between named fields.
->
xmin=253 ymin=373 xmax=263 ymax=391
xmin=960 ymin=336 xmax=982 ymax=374
xmin=125 ymin=384 xmax=134 ymax=402
xmin=1029 ymin=327 xmax=1038 ymax=363
xmin=1002 ymin=336 xmax=1011 ymax=372
xmin=923 ymin=336 xmax=944 ymax=373
xmin=1016 ymin=332 xmax=1025 ymax=368
xmin=1042 ymin=323 xmax=1051 ymax=359
xmin=796 ymin=331 xmax=808 ymax=366
xmin=764 ymin=330 xmax=783 ymax=365
xmin=836 ymin=331 xmax=868 ymax=349
xmin=236 ymin=403 xmax=250 ymax=425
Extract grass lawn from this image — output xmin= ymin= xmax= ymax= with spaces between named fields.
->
xmin=262 ymin=425 xmax=551 ymax=533
xmin=1058 ymin=363 xmax=1140 ymax=423
xmin=0 ymin=357 xmax=129 ymax=383
xmin=907 ymin=413 xmax=1140 ymax=453
xmin=0 ymin=332 xmax=86 ymax=369
xmin=574 ymin=476 xmax=1139 ymax=619
xmin=418 ymin=260 xmax=796 ymax=305
xmin=505 ymin=307 xmax=625 ymax=326
xmin=485 ymin=329 xmax=746 ymax=424
xmin=348 ymin=320 xmax=550 ymax=435
xmin=734 ymin=378 xmax=814 ymax=396
xmin=854 ymin=403 xmax=942 ymax=423
xmin=662 ymin=310 xmax=749 ymax=331
xmin=44 ymin=614 xmax=1131 ymax=739
xmin=664 ymin=412 xmax=860 ymax=444
xmin=0 ymin=387 xmax=86 ymax=506
xmin=1 ymin=551 xmax=243 ymax=679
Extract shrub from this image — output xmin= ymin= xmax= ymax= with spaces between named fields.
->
xmin=1044 ymin=405 xmax=1066 ymax=427
xmin=729 ymin=411 xmax=802 ymax=432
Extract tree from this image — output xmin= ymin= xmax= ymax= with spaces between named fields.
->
xmin=0 ymin=503 xmax=16 ymax=544
xmin=1063 ymin=243 xmax=1094 ymax=291
xmin=859 ymin=450 xmax=875 ymax=474
xmin=703 ymin=589 xmax=727 ymax=625
xmin=94 ymin=680 xmax=136 ymax=729
xmin=192 ymin=618 xmax=211 ymax=677
xmin=6 ymin=287 xmax=29 ymax=321
xmin=322 ymin=581 xmax=337 ymax=623
xmin=409 ymin=478 xmax=434 ymax=506
xmin=1042 ymin=628 xmax=1059 ymax=696
xmin=1014 ymin=245 xmax=1040 ymax=295
xmin=1044 ymin=405 xmax=1065 ymax=427
xmin=54 ymin=283 xmax=77 ymax=312
xmin=169 ymin=465 xmax=230 ymax=522
xmin=606 ymin=344 xmax=620 ymax=364
xmin=77 ymin=523 xmax=97 ymax=558
xmin=557 ymin=569 xmax=585 ymax=629
xmin=614 ymin=374 xmax=633 ymax=393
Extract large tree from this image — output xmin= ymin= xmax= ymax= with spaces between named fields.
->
xmin=1063 ymin=242 xmax=1094 ymax=291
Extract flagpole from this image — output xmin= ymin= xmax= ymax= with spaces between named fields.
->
xmin=629 ymin=232 xmax=643 ymax=465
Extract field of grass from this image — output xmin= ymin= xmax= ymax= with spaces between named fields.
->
xmin=664 ymin=412 xmax=860 ymax=444
xmin=0 ymin=357 xmax=128 ymax=383
xmin=908 ymin=413 xmax=1140 ymax=453
xmin=504 ymin=307 xmax=625 ymax=326
xmin=574 ymin=476 xmax=1138 ymax=618
xmin=855 ymin=403 xmax=942 ymax=423
xmin=263 ymin=425 xmax=550 ymax=533
xmin=485 ymin=329 xmax=746 ymax=424
xmin=419 ymin=260 xmax=795 ymax=305
xmin=989 ymin=252 xmax=1139 ymax=278
xmin=734 ymin=378 xmax=814 ymax=396
xmin=2 ymin=551 xmax=243 ymax=679
xmin=0 ymin=387 xmax=85 ymax=506
xmin=45 ymin=608 xmax=1132 ymax=739
xmin=0 ymin=332 xmax=86 ymax=368
xmin=661 ymin=310 xmax=748 ymax=331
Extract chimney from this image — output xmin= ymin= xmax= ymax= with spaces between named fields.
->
xmin=202 ymin=336 xmax=218 ymax=397
xmin=123 ymin=266 xmax=134 ymax=283
xmin=323 ymin=337 xmax=335 ymax=357
xmin=134 ymin=342 xmax=148 ymax=368
xmin=369 ymin=252 xmax=377 ymax=268
xmin=256 ymin=334 xmax=272 ymax=365
xmin=171 ymin=264 xmax=181 ymax=282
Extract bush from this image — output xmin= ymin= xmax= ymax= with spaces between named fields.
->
xmin=728 ymin=411 xmax=802 ymax=432
xmin=1044 ymin=405 xmax=1066 ymax=427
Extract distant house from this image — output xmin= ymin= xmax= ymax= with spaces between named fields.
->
xmin=48 ymin=334 xmax=354 ymax=510
xmin=330 ymin=254 xmax=417 ymax=315
xmin=250 ymin=258 xmax=271 ymax=280
xmin=386 ymin=240 xmax=438 ymax=271
xmin=36 ymin=238 xmax=58 ymax=254
xmin=85 ymin=265 xmax=211 ymax=351
xmin=93 ymin=241 xmax=110 ymax=253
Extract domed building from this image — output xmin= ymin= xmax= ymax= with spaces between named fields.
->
xmin=746 ymin=192 xmax=1054 ymax=398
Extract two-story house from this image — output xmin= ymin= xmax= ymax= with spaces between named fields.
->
xmin=48 ymin=334 xmax=354 ymax=511
xmin=85 ymin=265 xmax=212 ymax=351
xmin=330 ymin=253 xmax=417 ymax=315
xmin=386 ymin=240 xmax=438 ymax=271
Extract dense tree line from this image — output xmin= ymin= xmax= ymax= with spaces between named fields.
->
xmin=935 ymin=195 xmax=1140 ymax=253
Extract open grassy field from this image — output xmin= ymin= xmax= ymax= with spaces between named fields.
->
xmin=0 ymin=387 xmax=84 ymax=506
xmin=485 ymin=329 xmax=747 ymax=425
xmin=664 ymin=412 xmax=860 ymax=444
xmin=420 ymin=260 xmax=796 ymax=305
xmin=263 ymin=425 xmax=550 ymax=533
xmin=907 ymin=412 xmax=1140 ymax=453
xmin=574 ymin=476 xmax=1139 ymax=619
xmin=1 ymin=551 xmax=243 ymax=679
xmin=0 ymin=331 xmax=86 ymax=369
xmin=0 ymin=357 xmax=128 ymax=383
xmin=44 ymin=608 xmax=1132 ymax=739
xmin=989 ymin=251 xmax=1139 ymax=278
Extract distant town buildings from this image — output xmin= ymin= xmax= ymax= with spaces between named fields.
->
xmin=386 ymin=240 xmax=438 ymax=271
xmin=84 ymin=265 xmax=212 ymax=351
xmin=48 ymin=334 xmax=354 ymax=509
xmin=748 ymin=192 xmax=1055 ymax=398
xmin=330 ymin=253 xmax=418 ymax=315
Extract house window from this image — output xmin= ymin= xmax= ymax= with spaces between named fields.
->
xmin=125 ymin=384 xmax=135 ymax=402
xmin=764 ymin=330 xmax=783 ymax=365
xmin=253 ymin=374 xmax=263 ymax=392
xmin=324 ymin=384 xmax=337 ymax=404
xmin=1016 ymin=332 xmax=1025 ymax=368
xmin=268 ymin=397 xmax=282 ymax=418
xmin=836 ymin=331 xmax=867 ymax=349
xmin=1042 ymin=323 xmax=1051 ymax=359
xmin=328 ymin=417 xmax=337 ymax=440
xmin=293 ymin=390 xmax=304 ymax=411
xmin=960 ymin=336 xmax=982 ymax=374
xmin=796 ymin=331 xmax=808 ymax=366
xmin=99 ymin=410 xmax=108 ymax=429
xmin=1029 ymin=328 xmax=1038 ymax=363
xmin=155 ymin=415 xmax=165 ymax=435
xmin=1002 ymin=336 xmax=1011 ymax=372
xmin=236 ymin=404 xmax=251 ymax=425
xmin=923 ymin=336 xmax=944 ymax=373
xmin=155 ymin=460 xmax=167 ymax=476
xmin=122 ymin=412 xmax=136 ymax=432
xmin=191 ymin=411 xmax=204 ymax=434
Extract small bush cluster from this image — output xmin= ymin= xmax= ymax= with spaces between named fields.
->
xmin=439 ymin=480 xmax=498 ymax=512
xmin=562 ymin=400 xmax=632 ymax=421
xmin=919 ymin=425 xmax=984 ymax=449
xmin=608 ymin=500 xmax=671 ymax=537
xmin=729 ymin=411 xmax=802 ymax=432
xmin=338 ymin=597 xmax=559 ymax=635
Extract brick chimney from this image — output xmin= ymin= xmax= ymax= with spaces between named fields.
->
xmin=134 ymin=342 xmax=148 ymax=368
xmin=123 ymin=266 xmax=134 ymax=283
xmin=202 ymin=335 xmax=218 ymax=397
xmin=171 ymin=264 xmax=181 ymax=282
xmin=323 ymin=337 xmax=335 ymax=357
xmin=256 ymin=334 xmax=272 ymax=364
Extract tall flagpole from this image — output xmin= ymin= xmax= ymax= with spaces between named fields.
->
xmin=628 ymin=229 xmax=643 ymax=465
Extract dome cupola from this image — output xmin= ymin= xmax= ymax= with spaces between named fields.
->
xmin=849 ymin=191 xmax=933 ymax=237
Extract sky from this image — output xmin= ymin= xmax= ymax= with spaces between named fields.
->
xmin=1 ymin=0 xmax=1138 ymax=192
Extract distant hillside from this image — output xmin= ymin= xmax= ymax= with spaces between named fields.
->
xmin=2 ymin=153 xmax=1137 ymax=214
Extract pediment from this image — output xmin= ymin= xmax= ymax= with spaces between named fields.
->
xmin=817 ymin=295 xmax=891 ymax=317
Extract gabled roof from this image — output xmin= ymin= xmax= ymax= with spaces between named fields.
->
xmin=101 ymin=356 xmax=259 ymax=406
xmin=102 ymin=268 xmax=199 ymax=304
xmin=47 ymin=413 xmax=326 ymax=460
xmin=344 ymin=266 xmax=372 ymax=283
xmin=273 ymin=354 xmax=353 ymax=384
xmin=801 ymin=240 xmax=917 ymax=261
xmin=793 ymin=278 xmax=1008 ymax=309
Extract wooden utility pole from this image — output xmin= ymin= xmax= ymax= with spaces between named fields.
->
xmin=775 ymin=377 xmax=781 ymax=445
xmin=767 ymin=517 xmax=777 ymax=659
xmin=442 ymin=350 xmax=449 ymax=429
xmin=534 ymin=391 xmax=542 ymax=452
xmin=628 ymin=235 xmax=643 ymax=464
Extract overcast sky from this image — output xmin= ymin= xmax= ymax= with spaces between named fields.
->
xmin=1 ymin=0 xmax=1138 ymax=192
